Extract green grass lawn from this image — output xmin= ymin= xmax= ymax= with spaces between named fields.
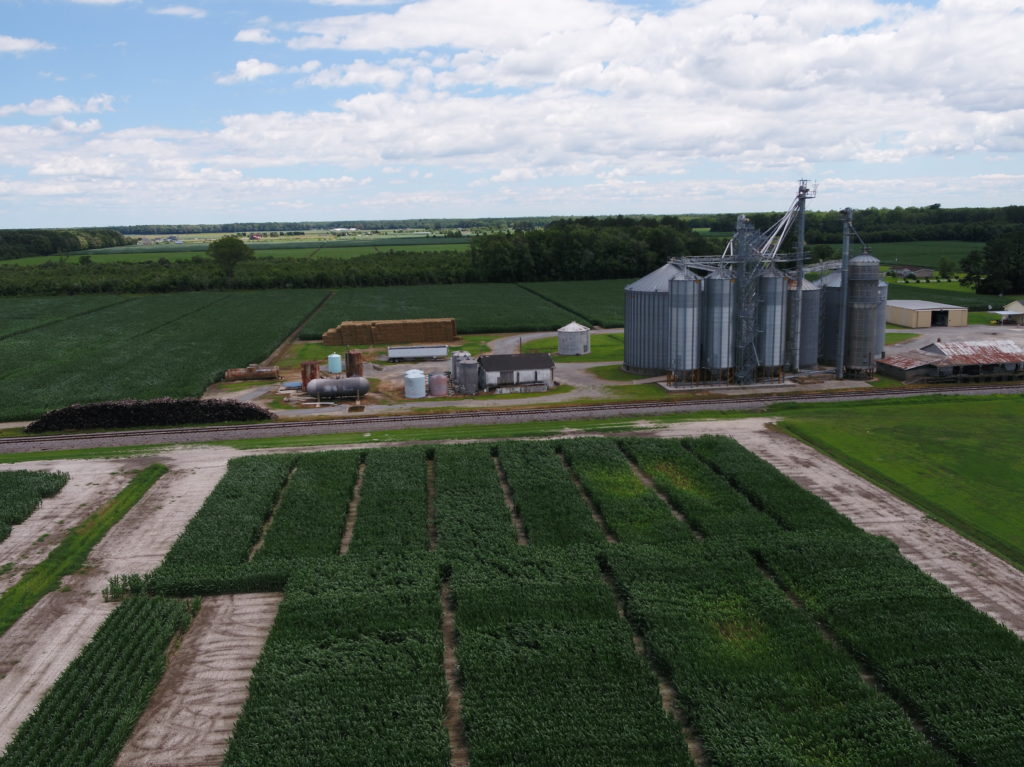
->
xmin=521 ymin=332 xmax=625 ymax=362
xmin=775 ymin=395 xmax=1024 ymax=571
xmin=586 ymin=363 xmax=649 ymax=381
xmin=884 ymin=332 xmax=920 ymax=344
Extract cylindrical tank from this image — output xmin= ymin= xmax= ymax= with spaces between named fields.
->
xmin=624 ymin=263 xmax=678 ymax=372
xmin=458 ymin=360 xmax=479 ymax=394
xmin=451 ymin=350 xmax=471 ymax=378
xmin=816 ymin=272 xmax=841 ymax=365
xmin=756 ymin=268 xmax=786 ymax=368
xmin=875 ymin=280 xmax=889 ymax=357
xmin=306 ymin=376 xmax=370 ymax=399
xmin=345 ymin=350 xmax=364 ymax=378
xmin=404 ymin=369 xmax=426 ymax=399
xmin=668 ymin=268 xmax=702 ymax=375
xmin=786 ymin=279 xmax=821 ymax=370
xmin=557 ymin=322 xmax=591 ymax=356
xmin=845 ymin=253 xmax=881 ymax=374
xmin=702 ymin=268 xmax=735 ymax=374
xmin=326 ymin=353 xmax=343 ymax=375
xmin=428 ymin=372 xmax=448 ymax=397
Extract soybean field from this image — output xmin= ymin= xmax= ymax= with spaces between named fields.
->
xmin=0 ymin=290 xmax=328 ymax=421
xmin=6 ymin=437 xmax=1023 ymax=766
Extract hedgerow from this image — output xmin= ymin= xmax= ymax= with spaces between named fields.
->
xmin=25 ymin=397 xmax=272 ymax=433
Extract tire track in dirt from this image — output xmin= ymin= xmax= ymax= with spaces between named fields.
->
xmin=114 ymin=592 xmax=282 ymax=767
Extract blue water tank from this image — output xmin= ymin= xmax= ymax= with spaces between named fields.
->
xmin=327 ymin=353 xmax=343 ymax=375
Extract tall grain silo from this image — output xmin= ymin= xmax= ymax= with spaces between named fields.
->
xmin=845 ymin=253 xmax=881 ymax=375
xmin=787 ymin=278 xmax=821 ymax=370
xmin=624 ymin=263 xmax=679 ymax=373
xmin=702 ymin=267 xmax=735 ymax=378
xmin=816 ymin=271 xmax=841 ymax=365
xmin=756 ymin=267 xmax=786 ymax=372
xmin=668 ymin=267 xmax=702 ymax=380
xmin=875 ymin=279 xmax=889 ymax=357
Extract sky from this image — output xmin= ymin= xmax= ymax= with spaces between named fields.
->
xmin=1 ymin=0 xmax=1023 ymax=227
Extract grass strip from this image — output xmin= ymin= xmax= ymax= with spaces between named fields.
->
xmin=0 ymin=463 xmax=168 ymax=637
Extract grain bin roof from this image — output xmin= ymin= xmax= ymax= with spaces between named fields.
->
xmin=558 ymin=321 xmax=590 ymax=332
xmin=478 ymin=353 xmax=554 ymax=371
xmin=625 ymin=262 xmax=698 ymax=292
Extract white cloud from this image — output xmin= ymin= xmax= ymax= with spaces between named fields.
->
xmin=0 ymin=35 xmax=55 ymax=54
xmin=0 ymin=94 xmax=112 ymax=117
xmin=304 ymin=59 xmax=406 ymax=89
xmin=216 ymin=59 xmax=282 ymax=85
xmin=150 ymin=6 xmax=207 ymax=19
xmin=235 ymin=28 xmax=279 ymax=44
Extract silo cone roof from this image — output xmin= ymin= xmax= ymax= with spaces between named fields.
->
xmin=788 ymin=278 xmax=820 ymax=291
xmin=816 ymin=271 xmax=841 ymax=288
xmin=559 ymin=321 xmax=590 ymax=332
xmin=851 ymin=252 xmax=880 ymax=265
xmin=626 ymin=262 xmax=697 ymax=292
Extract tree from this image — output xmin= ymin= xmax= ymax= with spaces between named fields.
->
xmin=959 ymin=228 xmax=1024 ymax=294
xmin=937 ymin=256 xmax=956 ymax=280
xmin=207 ymin=235 xmax=253 ymax=279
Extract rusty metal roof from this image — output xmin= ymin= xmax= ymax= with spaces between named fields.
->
xmin=882 ymin=341 xmax=1024 ymax=369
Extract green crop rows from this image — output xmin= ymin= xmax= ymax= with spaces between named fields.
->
xmin=0 ymin=469 xmax=68 ymax=544
xmin=0 ymin=290 xmax=328 ymax=421
xmin=8 ymin=437 xmax=1024 ymax=766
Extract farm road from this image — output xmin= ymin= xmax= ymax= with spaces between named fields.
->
xmin=655 ymin=418 xmax=1024 ymax=639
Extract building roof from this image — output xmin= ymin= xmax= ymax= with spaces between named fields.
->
xmin=887 ymin=300 xmax=965 ymax=311
xmin=558 ymin=321 xmax=590 ymax=333
xmin=881 ymin=340 xmax=1024 ymax=370
xmin=478 ymin=353 xmax=554 ymax=372
xmin=625 ymin=262 xmax=698 ymax=292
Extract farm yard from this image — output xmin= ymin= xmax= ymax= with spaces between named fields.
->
xmin=1 ymin=428 xmax=1023 ymax=766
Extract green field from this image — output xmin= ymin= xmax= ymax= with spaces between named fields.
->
xmin=1 ymin=241 xmax=469 ymax=266
xmin=777 ymin=395 xmax=1024 ymax=570
xmin=870 ymin=240 xmax=982 ymax=268
xmin=301 ymin=283 xmax=577 ymax=339
xmin=0 ymin=290 xmax=327 ymax=422
xmin=7 ymin=438 xmax=1024 ymax=765
xmin=522 ymin=332 xmax=625 ymax=362
xmin=520 ymin=279 xmax=629 ymax=327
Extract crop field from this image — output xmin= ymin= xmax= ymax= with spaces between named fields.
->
xmin=777 ymin=395 xmax=1024 ymax=571
xmin=0 ymin=470 xmax=67 ymax=544
xmin=300 ymin=283 xmax=576 ymax=339
xmin=870 ymin=240 xmax=982 ymax=268
xmin=0 ymin=290 xmax=328 ymax=421
xmin=520 ymin=279 xmax=630 ymax=327
xmin=4 ymin=437 xmax=1023 ymax=766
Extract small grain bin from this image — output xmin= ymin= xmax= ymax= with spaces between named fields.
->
xmin=327 ymin=353 xmax=343 ymax=375
xmin=428 ymin=372 xmax=448 ymax=397
xmin=557 ymin=321 xmax=591 ymax=356
xmin=404 ymin=369 xmax=426 ymax=399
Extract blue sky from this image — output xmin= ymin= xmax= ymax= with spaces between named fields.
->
xmin=1 ymin=0 xmax=1021 ymax=227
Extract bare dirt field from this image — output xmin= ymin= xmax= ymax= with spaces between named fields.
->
xmin=0 ymin=448 xmax=233 ymax=751
xmin=115 ymin=592 xmax=282 ymax=767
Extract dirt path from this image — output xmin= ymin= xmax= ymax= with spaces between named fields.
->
xmin=654 ymin=418 xmax=1024 ymax=638
xmin=0 ymin=449 xmax=233 ymax=753
xmin=114 ymin=593 xmax=282 ymax=767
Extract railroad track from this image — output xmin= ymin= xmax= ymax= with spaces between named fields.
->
xmin=1 ymin=382 xmax=1021 ymax=453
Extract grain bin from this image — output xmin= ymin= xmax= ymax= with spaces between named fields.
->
xmin=702 ymin=267 xmax=735 ymax=376
xmin=306 ymin=377 xmax=369 ymax=399
xmin=816 ymin=271 xmax=841 ymax=365
xmin=404 ymin=369 xmax=427 ymax=399
xmin=428 ymin=372 xmax=448 ymax=397
xmin=787 ymin=279 xmax=820 ymax=369
xmin=875 ymin=280 xmax=888 ymax=357
xmin=624 ymin=263 xmax=678 ymax=372
xmin=756 ymin=267 xmax=786 ymax=369
xmin=557 ymin=322 xmax=591 ymax=356
xmin=846 ymin=253 xmax=880 ymax=375
xmin=458 ymin=360 xmax=479 ymax=394
xmin=668 ymin=267 xmax=702 ymax=377
xmin=327 ymin=353 xmax=343 ymax=375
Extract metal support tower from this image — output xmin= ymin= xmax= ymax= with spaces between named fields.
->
xmin=733 ymin=216 xmax=760 ymax=385
xmin=786 ymin=180 xmax=815 ymax=371
xmin=835 ymin=208 xmax=853 ymax=379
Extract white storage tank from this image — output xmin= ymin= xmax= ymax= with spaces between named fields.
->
xmin=326 ymin=353 xmax=343 ymax=375
xmin=428 ymin=372 xmax=448 ymax=397
xmin=404 ymin=369 xmax=426 ymax=399
xmin=557 ymin=321 xmax=591 ymax=356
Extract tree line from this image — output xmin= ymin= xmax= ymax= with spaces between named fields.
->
xmin=0 ymin=229 xmax=131 ymax=261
